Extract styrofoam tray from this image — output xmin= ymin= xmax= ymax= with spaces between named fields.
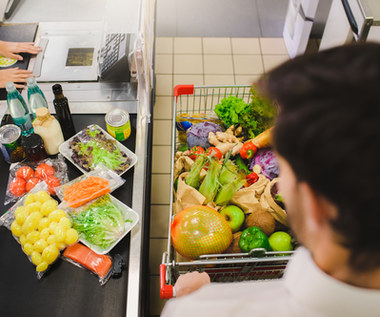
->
xmin=62 ymin=195 xmax=139 ymax=255
xmin=59 ymin=124 xmax=138 ymax=176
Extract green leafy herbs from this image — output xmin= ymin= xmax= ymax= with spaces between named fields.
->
xmin=70 ymin=195 xmax=131 ymax=250
xmin=69 ymin=126 xmax=132 ymax=174
xmin=214 ymin=87 xmax=276 ymax=138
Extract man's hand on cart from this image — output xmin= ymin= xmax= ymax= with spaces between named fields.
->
xmin=174 ymin=271 xmax=211 ymax=297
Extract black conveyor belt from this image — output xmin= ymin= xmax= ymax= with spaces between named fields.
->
xmin=0 ymin=114 xmax=137 ymax=317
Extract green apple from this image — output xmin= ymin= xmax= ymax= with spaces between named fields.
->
xmin=220 ymin=205 xmax=245 ymax=233
xmin=268 ymin=231 xmax=293 ymax=252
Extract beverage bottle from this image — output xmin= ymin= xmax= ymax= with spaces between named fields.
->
xmin=27 ymin=77 xmax=48 ymax=118
xmin=6 ymin=82 xmax=34 ymax=136
xmin=52 ymin=84 xmax=76 ymax=140
xmin=32 ymin=107 xmax=64 ymax=155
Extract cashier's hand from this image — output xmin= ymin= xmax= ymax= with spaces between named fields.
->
xmin=0 ymin=68 xmax=34 ymax=88
xmin=0 ymin=40 xmax=41 ymax=61
xmin=174 ymin=271 xmax=210 ymax=297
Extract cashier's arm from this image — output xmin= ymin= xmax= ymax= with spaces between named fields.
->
xmin=0 ymin=40 xmax=41 ymax=61
xmin=0 ymin=41 xmax=41 ymax=88
xmin=174 ymin=271 xmax=211 ymax=297
xmin=0 ymin=68 xmax=34 ymax=88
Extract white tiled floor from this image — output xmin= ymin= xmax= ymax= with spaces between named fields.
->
xmin=150 ymin=36 xmax=290 ymax=316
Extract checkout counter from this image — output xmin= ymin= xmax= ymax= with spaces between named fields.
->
xmin=0 ymin=0 xmax=156 ymax=316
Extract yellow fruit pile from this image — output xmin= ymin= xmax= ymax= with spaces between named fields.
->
xmin=10 ymin=190 xmax=79 ymax=273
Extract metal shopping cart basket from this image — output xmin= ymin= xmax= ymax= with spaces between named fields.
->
xmin=160 ymin=85 xmax=294 ymax=299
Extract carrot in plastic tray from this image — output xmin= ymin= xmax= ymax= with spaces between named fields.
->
xmin=64 ymin=176 xmax=110 ymax=208
xmin=63 ymin=243 xmax=113 ymax=280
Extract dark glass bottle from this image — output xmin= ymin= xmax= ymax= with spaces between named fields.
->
xmin=21 ymin=133 xmax=48 ymax=161
xmin=52 ymin=84 xmax=76 ymax=140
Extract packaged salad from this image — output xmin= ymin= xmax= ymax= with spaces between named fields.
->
xmin=59 ymin=125 xmax=137 ymax=176
xmin=61 ymin=194 xmax=139 ymax=254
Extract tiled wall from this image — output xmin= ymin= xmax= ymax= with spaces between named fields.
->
xmin=149 ymin=36 xmax=289 ymax=316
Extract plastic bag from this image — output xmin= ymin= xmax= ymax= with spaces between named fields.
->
xmin=55 ymin=167 xmax=125 ymax=208
xmin=4 ymin=154 xmax=69 ymax=206
xmin=62 ymin=243 xmax=113 ymax=285
xmin=0 ymin=182 xmax=79 ymax=279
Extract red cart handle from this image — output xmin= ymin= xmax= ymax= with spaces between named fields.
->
xmin=173 ymin=85 xmax=194 ymax=97
xmin=160 ymin=264 xmax=174 ymax=299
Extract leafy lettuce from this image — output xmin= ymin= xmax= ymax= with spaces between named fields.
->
xmin=214 ymin=87 xmax=276 ymax=138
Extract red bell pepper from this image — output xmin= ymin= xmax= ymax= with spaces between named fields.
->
xmin=188 ymin=146 xmax=205 ymax=160
xmin=244 ymin=172 xmax=259 ymax=187
xmin=240 ymin=142 xmax=257 ymax=159
xmin=205 ymin=147 xmax=222 ymax=160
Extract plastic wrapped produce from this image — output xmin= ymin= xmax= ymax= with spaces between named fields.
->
xmin=56 ymin=167 xmax=125 ymax=208
xmin=5 ymin=154 xmax=68 ymax=205
xmin=0 ymin=183 xmax=79 ymax=279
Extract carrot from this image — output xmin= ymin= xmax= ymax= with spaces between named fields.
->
xmin=64 ymin=176 xmax=111 ymax=208
xmin=63 ymin=243 xmax=112 ymax=278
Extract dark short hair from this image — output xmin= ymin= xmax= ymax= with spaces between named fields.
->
xmin=259 ymin=43 xmax=380 ymax=271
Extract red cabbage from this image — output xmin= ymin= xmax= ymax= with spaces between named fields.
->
xmin=250 ymin=149 xmax=279 ymax=180
xmin=186 ymin=122 xmax=223 ymax=148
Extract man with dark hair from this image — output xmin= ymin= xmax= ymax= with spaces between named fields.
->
xmin=161 ymin=43 xmax=380 ymax=316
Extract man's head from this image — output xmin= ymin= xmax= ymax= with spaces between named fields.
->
xmin=259 ymin=43 xmax=380 ymax=271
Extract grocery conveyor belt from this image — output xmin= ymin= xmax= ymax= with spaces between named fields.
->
xmin=0 ymin=114 xmax=137 ymax=317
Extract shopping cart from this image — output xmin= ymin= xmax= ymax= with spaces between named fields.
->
xmin=160 ymin=85 xmax=294 ymax=299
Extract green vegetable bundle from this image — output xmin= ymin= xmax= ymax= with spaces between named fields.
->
xmin=214 ymin=87 xmax=276 ymax=138
xmin=184 ymin=151 xmax=246 ymax=206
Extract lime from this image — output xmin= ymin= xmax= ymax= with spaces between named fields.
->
xmin=268 ymin=231 xmax=293 ymax=252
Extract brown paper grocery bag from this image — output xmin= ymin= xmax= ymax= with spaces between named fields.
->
xmin=260 ymin=178 xmax=288 ymax=226
xmin=174 ymin=172 xmax=207 ymax=214
xmin=230 ymin=174 xmax=269 ymax=214
xmin=174 ymin=156 xmax=194 ymax=181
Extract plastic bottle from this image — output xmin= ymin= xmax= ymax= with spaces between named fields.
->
xmin=27 ymin=77 xmax=48 ymax=118
xmin=5 ymin=82 xmax=34 ymax=136
xmin=52 ymin=84 xmax=76 ymax=140
xmin=32 ymin=107 xmax=64 ymax=155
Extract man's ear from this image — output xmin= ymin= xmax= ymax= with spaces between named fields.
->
xmin=298 ymin=182 xmax=331 ymax=231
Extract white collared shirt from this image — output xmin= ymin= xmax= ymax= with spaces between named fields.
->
xmin=161 ymin=247 xmax=380 ymax=316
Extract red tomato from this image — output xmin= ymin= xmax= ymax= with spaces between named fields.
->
xmin=205 ymin=147 xmax=222 ymax=160
xmin=15 ymin=166 xmax=34 ymax=181
xmin=9 ymin=177 xmax=26 ymax=197
xmin=25 ymin=177 xmax=41 ymax=193
xmin=45 ymin=175 xmax=60 ymax=195
xmin=35 ymin=163 xmax=55 ymax=180
xmin=188 ymin=146 xmax=205 ymax=160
